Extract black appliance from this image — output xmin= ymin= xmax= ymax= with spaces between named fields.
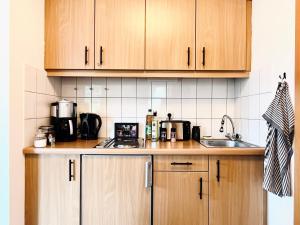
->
xmin=50 ymin=99 xmax=77 ymax=142
xmin=95 ymin=123 xmax=144 ymax=149
xmin=192 ymin=126 xmax=201 ymax=143
xmin=80 ymin=113 xmax=102 ymax=140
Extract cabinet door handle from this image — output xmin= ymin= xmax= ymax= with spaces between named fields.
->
xmin=170 ymin=162 xmax=193 ymax=166
xmin=216 ymin=160 xmax=220 ymax=182
xmin=199 ymin=177 xmax=203 ymax=199
xmin=145 ymin=161 xmax=152 ymax=188
xmin=100 ymin=46 xmax=103 ymax=65
xmin=69 ymin=159 xmax=75 ymax=181
xmin=202 ymin=47 xmax=206 ymax=66
xmin=85 ymin=46 xmax=88 ymax=65
xmin=187 ymin=47 xmax=191 ymax=66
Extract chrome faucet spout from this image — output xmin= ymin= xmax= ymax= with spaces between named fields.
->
xmin=219 ymin=115 xmax=241 ymax=141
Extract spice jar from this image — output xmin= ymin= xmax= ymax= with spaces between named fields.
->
xmin=160 ymin=128 xmax=167 ymax=142
xmin=171 ymin=128 xmax=176 ymax=143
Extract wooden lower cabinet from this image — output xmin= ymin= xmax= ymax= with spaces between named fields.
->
xmin=153 ymin=171 xmax=208 ymax=225
xmin=209 ymin=156 xmax=266 ymax=225
xmin=81 ymin=155 xmax=152 ymax=225
xmin=25 ymin=155 xmax=80 ymax=225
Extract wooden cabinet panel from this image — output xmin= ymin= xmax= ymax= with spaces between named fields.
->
xmin=45 ymin=0 xmax=94 ymax=69
xmin=95 ymin=0 xmax=145 ymax=69
xmin=25 ymin=155 xmax=80 ymax=225
xmin=82 ymin=155 xmax=151 ymax=225
xmin=146 ymin=0 xmax=195 ymax=70
xmin=196 ymin=0 xmax=247 ymax=70
xmin=209 ymin=156 xmax=266 ymax=225
xmin=154 ymin=172 xmax=208 ymax=225
xmin=154 ymin=155 xmax=208 ymax=172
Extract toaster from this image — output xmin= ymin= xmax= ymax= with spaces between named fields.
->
xmin=159 ymin=116 xmax=191 ymax=141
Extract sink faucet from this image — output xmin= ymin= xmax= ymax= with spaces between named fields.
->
xmin=219 ymin=115 xmax=242 ymax=141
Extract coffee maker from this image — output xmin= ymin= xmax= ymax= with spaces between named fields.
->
xmin=51 ymin=99 xmax=77 ymax=141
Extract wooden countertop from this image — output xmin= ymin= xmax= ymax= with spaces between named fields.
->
xmin=23 ymin=139 xmax=265 ymax=156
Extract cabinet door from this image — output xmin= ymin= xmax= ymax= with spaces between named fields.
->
xmin=154 ymin=172 xmax=208 ymax=225
xmin=25 ymin=155 xmax=80 ymax=225
xmin=95 ymin=0 xmax=145 ymax=70
xmin=146 ymin=0 xmax=195 ymax=70
xmin=45 ymin=0 xmax=94 ymax=69
xmin=82 ymin=155 xmax=152 ymax=225
xmin=209 ymin=156 xmax=266 ymax=225
xmin=196 ymin=0 xmax=247 ymax=70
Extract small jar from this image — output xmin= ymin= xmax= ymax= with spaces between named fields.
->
xmin=34 ymin=129 xmax=47 ymax=148
xmin=39 ymin=125 xmax=55 ymax=145
xmin=171 ymin=128 xmax=176 ymax=143
xmin=160 ymin=128 xmax=167 ymax=142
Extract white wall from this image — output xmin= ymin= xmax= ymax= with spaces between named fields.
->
xmin=10 ymin=0 xmax=45 ymax=224
xmin=0 ymin=0 xmax=10 ymax=224
xmin=235 ymin=0 xmax=295 ymax=224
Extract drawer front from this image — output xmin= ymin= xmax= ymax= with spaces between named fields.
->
xmin=154 ymin=155 xmax=208 ymax=172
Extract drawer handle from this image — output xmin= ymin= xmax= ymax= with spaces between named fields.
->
xmin=170 ymin=162 xmax=193 ymax=166
xmin=216 ymin=160 xmax=220 ymax=182
xmin=69 ymin=159 xmax=75 ymax=181
xmin=187 ymin=47 xmax=191 ymax=66
xmin=100 ymin=46 xmax=103 ymax=65
xmin=199 ymin=177 xmax=203 ymax=199
xmin=85 ymin=46 xmax=88 ymax=65
xmin=202 ymin=47 xmax=206 ymax=66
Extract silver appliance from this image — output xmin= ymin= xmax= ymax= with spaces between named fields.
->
xmin=159 ymin=114 xmax=191 ymax=141
xmin=51 ymin=99 xmax=77 ymax=118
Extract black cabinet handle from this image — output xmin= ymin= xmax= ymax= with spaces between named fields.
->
xmin=69 ymin=159 xmax=75 ymax=181
xmin=216 ymin=160 xmax=220 ymax=182
xmin=85 ymin=46 xmax=88 ymax=65
xmin=170 ymin=162 xmax=193 ymax=166
xmin=187 ymin=47 xmax=191 ymax=66
xmin=202 ymin=47 xmax=206 ymax=66
xmin=100 ymin=46 xmax=103 ymax=65
xmin=199 ymin=177 xmax=203 ymax=199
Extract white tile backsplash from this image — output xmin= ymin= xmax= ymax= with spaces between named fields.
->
xmin=55 ymin=77 xmax=237 ymax=138
xmin=107 ymin=78 xmax=121 ymax=97
xmin=212 ymin=99 xmax=227 ymax=118
xmin=137 ymin=79 xmax=151 ymax=97
xmin=167 ymin=79 xmax=182 ymax=98
xmin=212 ymin=79 xmax=228 ymax=98
xmin=77 ymin=78 xmax=91 ymax=97
xmin=197 ymin=119 xmax=212 ymax=137
xmin=197 ymin=99 xmax=211 ymax=119
xmin=152 ymin=81 xmax=166 ymax=98
xmin=182 ymin=79 xmax=196 ymax=98
xmin=25 ymin=65 xmax=37 ymax=92
xmin=122 ymin=98 xmax=137 ymax=117
xmin=167 ymin=98 xmax=182 ymax=119
xmin=182 ymin=99 xmax=196 ymax=118
xmin=197 ymin=79 xmax=212 ymax=98
xmin=25 ymin=92 xmax=37 ymax=119
xmin=92 ymin=78 xmax=107 ymax=97
xmin=107 ymin=98 xmax=122 ymax=117
xmin=122 ymin=78 xmax=137 ymax=97
xmin=62 ymin=77 xmax=76 ymax=97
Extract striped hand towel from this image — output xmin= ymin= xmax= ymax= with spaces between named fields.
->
xmin=262 ymin=82 xmax=295 ymax=197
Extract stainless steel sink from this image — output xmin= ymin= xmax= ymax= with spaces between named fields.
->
xmin=200 ymin=139 xmax=259 ymax=148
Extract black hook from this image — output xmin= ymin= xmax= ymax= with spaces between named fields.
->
xmin=279 ymin=72 xmax=287 ymax=81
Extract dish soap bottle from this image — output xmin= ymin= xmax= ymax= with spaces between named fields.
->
xmin=145 ymin=109 xmax=153 ymax=140
xmin=152 ymin=111 xmax=159 ymax=142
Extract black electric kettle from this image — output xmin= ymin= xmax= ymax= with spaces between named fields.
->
xmin=80 ymin=113 xmax=102 ymax=140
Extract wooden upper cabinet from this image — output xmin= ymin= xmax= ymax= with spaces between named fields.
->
xmin=45 ymin=0 xmax=94 ymax=69
xmin=146 ymin=0 xmax=195 ymax=70
xmin=95 ymin=0 xmax=145 ymax=70
xmin=25 ymin=155 xmax=80 ymax=225
xmin=196 ymin=0 xmax=247 ymax=70
xmin=209 ymin=156 xmax=266 ymax=225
